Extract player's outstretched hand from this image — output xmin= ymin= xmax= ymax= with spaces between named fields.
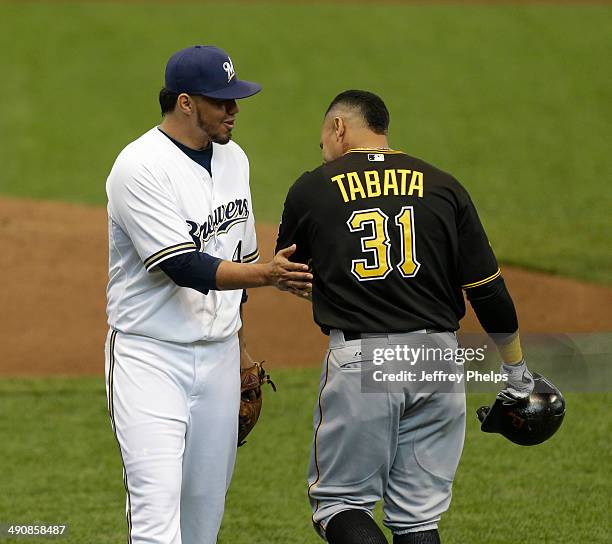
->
xmin=496 ymin=359 xmax=535 ymax=404
xmin=267 ymin=245 xmax=313 ymax=298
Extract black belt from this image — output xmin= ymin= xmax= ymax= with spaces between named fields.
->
xmin=341 ymin=330 xmax=445 ymax=341
xmin=342 ymin=332 xmax=379 ymax=341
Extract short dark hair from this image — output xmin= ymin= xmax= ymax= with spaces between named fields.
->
xmin=326 ymin=90 xmax=389 ymax=134
xmin=159 ymin=87 xmax=179 ymax=115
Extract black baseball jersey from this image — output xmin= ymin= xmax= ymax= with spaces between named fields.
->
xmin=275 ymin=148 xmax=500 ymax=334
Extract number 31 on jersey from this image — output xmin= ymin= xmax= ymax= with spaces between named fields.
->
xmin=347 ymin=206 xmax=420 ymax=281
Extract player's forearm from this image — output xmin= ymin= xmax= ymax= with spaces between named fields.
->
xmin=159 ymin=252 xmax=271 ymax=291
xmin=216 ymin=260 xmax=272 ymax=289
xmin=217 ymin=245 xmax=312 ymax=291
xmin=494 ymin=332 xmax=523 ymax=365
xmin=160 ymin=245 xmax=312 ymax=292
xmin=466 ymin=276 xmax=523 ymax=364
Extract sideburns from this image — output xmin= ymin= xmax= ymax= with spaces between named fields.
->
xmin=195 ymin=107 xmax=208 ymax=132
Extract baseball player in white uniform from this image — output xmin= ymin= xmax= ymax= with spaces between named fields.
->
xmin=105 ymin=45 xmax=312 ymax=544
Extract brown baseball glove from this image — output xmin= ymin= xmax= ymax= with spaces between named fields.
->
xmin=238 ymin=362 xmax=276 ymax=447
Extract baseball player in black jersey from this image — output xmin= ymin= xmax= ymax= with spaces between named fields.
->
xmin=276 ymin=90 xmax=534 ymax=544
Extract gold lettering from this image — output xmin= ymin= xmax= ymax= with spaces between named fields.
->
xmin=364 ymin=171 xmax=381 ymax=198
xmin=383 ymin=169 xmax=399 ymax=196
xmin=347 ymin=172 xmax=366 ymax=201
xmin=331 ymin=174 xmax=349 ymax=203
xmin=397 ymin=169 xmax=411 ymax=195
xmin=331 ymin=169 xmax=423 ymax=202
xmin=408 ymin=171 xmax=424 ymax=198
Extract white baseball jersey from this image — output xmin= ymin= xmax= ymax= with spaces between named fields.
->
xmin=106 ymin=127 xmax=259 ymax=343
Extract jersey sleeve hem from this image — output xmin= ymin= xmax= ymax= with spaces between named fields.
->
xmin=462 ymin=268 xmax=501 ymax=290
xmin=144 ymin=242 xmax=198 ymax=271
xmin=242 ymin=248 xmax=260 ymax=263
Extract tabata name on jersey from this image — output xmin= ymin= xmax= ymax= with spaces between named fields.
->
xmin=331 ymin=169 xmax=424 ymax=203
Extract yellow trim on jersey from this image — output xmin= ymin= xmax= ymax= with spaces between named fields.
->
xmin=242 ymin=248 xmax=260 ymax=263
xmin=308 ymin=351 xmax=332 ymax=530
xmin=462 ymin=268 xmax=502 ymax=290
xmin=344 ymin=147 xmax=404 ymax=155
xmin=144 ymin=242 xmax=197 ymax=270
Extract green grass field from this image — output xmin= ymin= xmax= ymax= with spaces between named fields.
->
xmin=0 ymin=2 xmax=610 ymax=282
xmin=0 ymin=371 xmax=609 ymax=543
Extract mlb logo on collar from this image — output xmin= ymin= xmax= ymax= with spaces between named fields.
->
xmin=368 ymin=153 xmax=385 ymax=162
xmin=223 ymin=57 xmax=236 ymax=83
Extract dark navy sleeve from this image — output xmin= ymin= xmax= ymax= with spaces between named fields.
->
xmin=158 ymin=251 xmax=222 ymax=294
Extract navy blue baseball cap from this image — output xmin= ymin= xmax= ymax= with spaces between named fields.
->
xmin=164 ymin=45 xmax=261 ymax=99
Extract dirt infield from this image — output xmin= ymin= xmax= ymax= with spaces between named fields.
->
xmin=1 ymin=196 xmax=610 ymax=376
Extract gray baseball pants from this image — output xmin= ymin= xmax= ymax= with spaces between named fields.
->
xmin=308 ymin=330 xmax=466 ymax=539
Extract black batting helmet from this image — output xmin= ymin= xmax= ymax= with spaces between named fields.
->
xmin=476 ymin=373 xmax=566 ymax=446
